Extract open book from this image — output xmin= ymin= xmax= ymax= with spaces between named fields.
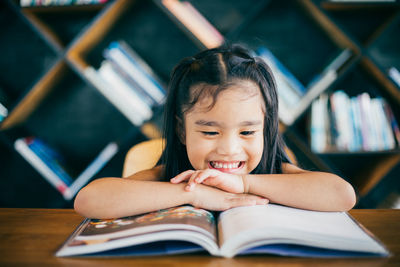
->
xmin=56 ymin=204 xmax=389 ymax=258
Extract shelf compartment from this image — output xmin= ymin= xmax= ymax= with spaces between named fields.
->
xmin=0 ymin=0 xmax=59 ymax=109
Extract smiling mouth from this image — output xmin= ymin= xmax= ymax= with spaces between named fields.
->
xmin=209 ymin=161 xmax=244 ymax=171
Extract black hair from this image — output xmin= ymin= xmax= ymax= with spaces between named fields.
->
xmin=160 ymin=44 xmax=289 ymax=180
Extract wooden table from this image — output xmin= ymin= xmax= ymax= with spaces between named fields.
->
xmin=0 ymin=208 xmax=399 ymax=266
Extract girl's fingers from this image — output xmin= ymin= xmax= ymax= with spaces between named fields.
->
xmin=170 ymin=170 xmax=195 ymax=183
xmin=185 ymin=171 xmax=201 ymax=191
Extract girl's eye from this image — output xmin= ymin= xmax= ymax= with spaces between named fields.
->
xmin=241 ymin=131 xmax=255 ymax=136
xmin=201 ymin=131 xmax=219 ymax=136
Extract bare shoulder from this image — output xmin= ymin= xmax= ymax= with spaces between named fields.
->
xmin=124 ymin=165 xmax=165 ymax=181
xmin=281 ymin=162 xmax=308 ymax=174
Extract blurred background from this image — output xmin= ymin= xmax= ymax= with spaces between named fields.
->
xmin=0 ymin=0 xmax=399 ymax=209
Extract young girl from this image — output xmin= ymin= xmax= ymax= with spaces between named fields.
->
xmin=74 ymin=44 xmax=356 ymax=219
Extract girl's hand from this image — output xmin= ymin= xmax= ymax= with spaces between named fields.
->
xmin=188 ymin=183 xmax=268 ymax=211
xmin=170 ymin=169 xmax=247 ymax=194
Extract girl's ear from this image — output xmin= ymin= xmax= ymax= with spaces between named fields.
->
xmin=175 ymin=116 xmax=186 ymax=145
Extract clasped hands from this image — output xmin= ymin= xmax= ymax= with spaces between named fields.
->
xmin=170 ymin=169 xmax=269 ymax=211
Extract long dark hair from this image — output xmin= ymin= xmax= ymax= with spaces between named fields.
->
xmin=160 ymin=44 xmax=289 ymax=180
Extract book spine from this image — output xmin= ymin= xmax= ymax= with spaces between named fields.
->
xmin=161 ymin=0 xmax=224 ymax=49
xmin=28 ymin=139 xmax=74 ymax=186
xmin=330 ymin=91 xmax=353 ymax=151
xmin=375 ymin=98 xmax=396 ymax=150
xmin=0 ymin=101 xmax=7 ymax=122
xmin=98 ymin=61 xmax=153 ymax=121
xmin=103 ymin=49 xmax=156 ymax=107
xmin=382 ymin=99 xmax=400 ymax=146
xmin=358 ymin=93 xmax=380 ymax=151
xmin=66 ymin=142 xmax=118 ymax=200
xmin=14 ymin=138 xmax=71 ymax=198
xmin=349 ymin=97 xmax=363 ymax=151
xmin=310 ymin=97 xmax=326 ymax=152
xmin=107 ymin=42 xmax=166 ymax=105
xmin=257 ymin=47 xmax=306 ymax=96
xmin=388 ymin=67 xmax=400 ymax=88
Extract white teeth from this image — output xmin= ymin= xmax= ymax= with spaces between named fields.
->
xmin=211 ymin=161 xmax=240 ymax=169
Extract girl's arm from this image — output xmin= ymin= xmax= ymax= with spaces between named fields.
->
xmin=243 ymin=163 xmax=356 ymax=212
xmin=74 ymin=166 xmax=267 ymax=219
xmin=173 ymin=164 xmax=356 ymax=212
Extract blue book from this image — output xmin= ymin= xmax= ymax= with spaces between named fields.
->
xmin=56 ymin=204 xmax=389 ymax=258
xmin=27 ymin=138 xmax=74 ymax=186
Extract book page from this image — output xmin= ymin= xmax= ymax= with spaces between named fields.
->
xmin=57 ymin=206 xmax=220 ymax=257
xmin=76 ymin=206 xmax=217 ymax=242
xmin=218 ymin=204 xmax=387 ymax=256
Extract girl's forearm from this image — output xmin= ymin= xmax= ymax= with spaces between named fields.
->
xmin=244 ymin=172 xmax=356 ymax=212
xmin=74 ymin=178 xmax=193 ymax=219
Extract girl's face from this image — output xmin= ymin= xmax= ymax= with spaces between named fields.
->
xmin=183 ymin=81 xmax=265 ymax=174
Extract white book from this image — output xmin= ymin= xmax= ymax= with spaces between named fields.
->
xmin=84 ymin=66 xmax=145 ymax=126
xmin=311 ymin=97 xmax=325 ymax=152
xmin=106 ymin=42 xmax=166 ymax=105
xmin=388 ymin=67 xmax=400 ymax=88
xmin=349 ymin=97 xmax=363 ymax=151
xmin=14 ymin=138 xmax=72 ymax=199
xmin=56 ymin=204 xmax=389 ymax=258
xmin=98 ymin=61 xmax=153 ymax=121
xmin=65 ymin=142 xmax=119 ymax=200
xmin=330 ymin=91 xmax=353 ymax=151
xmin=0 ymin=102 xmax=8 ymax=118
xmin=359 ymin=93 xmax=379 ymax=151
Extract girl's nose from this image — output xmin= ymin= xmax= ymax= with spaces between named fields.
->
xmin=216 ymin=134 xmax=241 ymax=156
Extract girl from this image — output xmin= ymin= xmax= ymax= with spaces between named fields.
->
xmin=74 ymin=44 xmax=356 ymax=219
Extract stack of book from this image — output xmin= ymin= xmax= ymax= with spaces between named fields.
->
xmin=20 ymin=0 xmax=109 ymax=7
xmin=160 ymin=0 xmax=224 ymax=49
xmin=257 ymin=47 xmax=352 ymax=126
xmin=14 ymin=137 xmax=118 ymax=200
xmin=310 ymin=91 xmax=400 ymax=153
xmin=84 ymin=41 xmax=166 ymax=127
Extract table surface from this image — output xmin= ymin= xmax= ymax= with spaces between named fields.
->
xmin=0 ymin=208 xmax=399 ymax=266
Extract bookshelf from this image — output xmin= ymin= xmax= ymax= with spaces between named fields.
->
xmin=0 ymin=0 xmax=399 ymax=208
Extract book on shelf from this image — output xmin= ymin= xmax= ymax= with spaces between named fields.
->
xmin=14 ymin=137 xmax=118 ymax=200
xmin=20 ymin=0 xmax=109 ymax=7
xmin=56 ymin=204 xmax=389 ymax=258
xmin=0 ymin=87 xmax=9 ymax=123
xmin=14 ymin=137 xmax=74 ymax=197
xmin=382 ymin=98 xmax=400 ymax=145
xmin=84 ymin=66 xmax=146 ymax=127
xmin=258 ymin=47 xmax=351 ymax=126
xmin=98 ymin=60 xmax=153 ymax=121
xmin=160 ymin=0 xmax=224 ymax=49
xmin=388 ymin=67 xmax=400 ymax=88
xmin=256 ymin=46 xmax=306 ymax=126
xmin=103 ymin=41 xmax=166 ymax=106
xmin=310 ymin=91 xmax=398 ymax=153
xmin=0 ymin=102 xmax=7 ymax=122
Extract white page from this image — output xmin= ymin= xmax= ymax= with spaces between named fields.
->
xmin=218 ymin=204 xmax=386 ymax=255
